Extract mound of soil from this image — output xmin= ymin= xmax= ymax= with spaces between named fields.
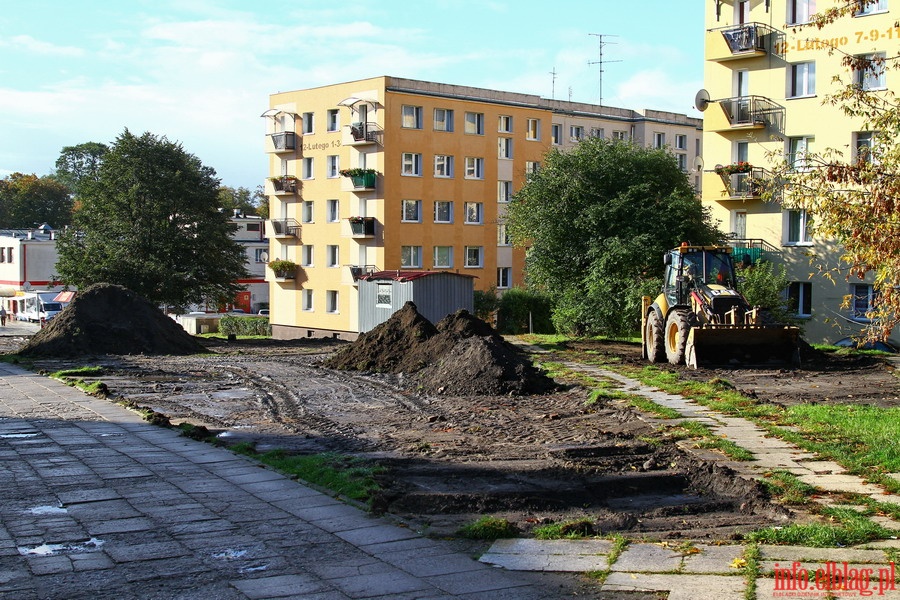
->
xmin=325 ymin=302 xmax=556 ymax=396
xmin=18 ymin=283 xmax=206 ymax=357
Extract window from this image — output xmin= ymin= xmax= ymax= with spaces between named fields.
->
xmin=301 ymin=200 xmax=314 ymax=223
xmin=498 ymin=115 xmax=513 ymax=133
xmin=497 ymin=223 xmax=510 ymax=246
xmin=525 ymin=161 xmax=540 ymax=175
xmin=254 ymin=248 xmax=268 ymax=263
xmin=327 ymin=109 xmax=339 ymax=132
xmin=465 ymin=157 xmax=484 ymax=179
xmin=402 ymin=105 xmax=423 ymax=129
xmin=302 ymin=289 xmax=314 ymax=311
xmin=498 ymin=137 xmax=513 ymax=159
xmin=590 ymin=127 xmax=604 ymax=139
xmin=855 ymin=0 xmax=887 ymax=15
xmin=464 ymin=202 xmax=483 ymax=224
xmin=402 ymin=199 xmax=421 ymax=222
xmin=850 ymin=283 xmax=878 ymax=320
xmin=786 ymin=209 xmax=812 ymax=244
xmin=326 ymin=199 xmax=339 ymax=223
xmin=788 ymin=62 xmax=816 ymax=97
xmin=246 ymin=223 xmax=261 ymax=232
xmin=402 ymin=152 xmax=423 ymax=176
xmin=788 ymin=136 xmax=814 ymax=171
xmin=613 ymin=130 xmax=627 ymax=141
xmin=787 ymin=282 xmax=812 ymax=317
xmin=570 ymin=125 xmax=584 ymax=141
xmin=301 ymin=157 xmax=314 ymax=179
xmin=497 ymin=267 xmax=511 ymax=289
xmin=735 ymin=140 xmax=750 ymax=163
xmin=855 ymin=131 xmax=875 ymax=163
xmin=465 ymin=112 xmax=484 ymax=135
xmin=7 ymin=248 xmax=12 ymax=263
xmin=301 ymin=112 xmax=314 ymax=134
xmin=434 ymin=155 xmax=454 ymax=178
xmin=498 ymin=181 xmax=512 ymax=203
xmin=434 ymin=201 xmax=453 ymax=223
xmin=400 ymin=245 xmax=422 ymax=268
xmin=675 ymin=134 xmax=687 ymax=150
xmin=326 ymin=290 xmax=339 ymax=313
xmin=677 ymin=154 xmax=688 ymax=171
xmin=326 ymin=155 xmax=340 ymax=178
xmin=653 ymin=132 xmax=666 ymax=148
xmin=855 ymin=53 xmax=886 ymax=90
xmin=788 ymin=0 xmax=816 ymax=24
xmin=433 ymin=246 xmax=453 ymax=269
xmin=527 ymin=119 xmax=541 ymax=140
xmin=551 ymin=124 xmax=562 ymax=145
xmin=464 ymin=246 xmax=483 ymax=268
xmin=376 ymin=284 xmax=392 ymax=307
xmin=301 ymin=245 xmax=314 ymax=267
xmin=433 ymin=108 xmax=454 ymax=132
xmin=326 ymin=245 xmax=339 ymax=268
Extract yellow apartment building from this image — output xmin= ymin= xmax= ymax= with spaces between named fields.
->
xmin=264 ymin=76 xmax=702 ymax=339
xmin=702 ymin=0 xmax=895 ymax=343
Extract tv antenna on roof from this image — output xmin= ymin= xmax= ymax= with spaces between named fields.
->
xmin=588 ymin=33 xmax=621 ymax=106
xmin=550 ymin=67 xmax=558 ymax=99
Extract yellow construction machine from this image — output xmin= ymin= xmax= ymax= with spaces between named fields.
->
xmin=641 ymin=244 xmax=800 ymax=369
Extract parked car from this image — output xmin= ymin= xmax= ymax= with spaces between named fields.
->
xmin=833 ymin=337 xmax=899 ymax=353
xmin=257 ymin=309 xmax=270 ymax=316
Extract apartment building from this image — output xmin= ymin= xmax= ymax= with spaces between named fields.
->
xmin=701 ymin=0 xmax=894 ymax=343
xmin=264 ymin=76 xmax=703 ymax=340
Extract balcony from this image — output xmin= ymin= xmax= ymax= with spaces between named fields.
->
xmin=343 ymin=122 xmax=382 ymax=146
xmin=713 ymin=96 xmax=784 ymax=132
xmin=270 ymin=176 xmax=299 ymax=195
xmin=706 ymin=23 xmax=775 ymax=62
xmin=348 ymin=264 xmax=377 ymax=282
xmin=340 ymin=169 xmax=378 ymax=191
xmin=268 ymin=132 xmax=296 ymax=152
xmin=348 ymin=217 xmax=376 ymax=238
xmin=726 ymin=238 xmax=780 ymax=266
xmin=269 ymin=218 xmax=301 ymax=239
xmin=715 ymin=166 xmax=771 ymax=199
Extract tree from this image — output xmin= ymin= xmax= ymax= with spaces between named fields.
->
xmin=218 ymin=185 xmax=267 ymax=218
xmin=506 ymin=137 xmax=720 ymax=336
xmin=55 ymin=130 xmax=249 ymax=309
xmin=737 ymin=260 xmax=801 ymax=329
xmin=766 ymin=0 xmax=900 ymax=339
xmin=0 ymin=173 xmax=73 ymax=228
xmin=54 ymin=142 xmax=108 ymax=196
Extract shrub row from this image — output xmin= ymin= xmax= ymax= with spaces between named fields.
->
xmin=219 ymin=316 xmax=271 ymax=337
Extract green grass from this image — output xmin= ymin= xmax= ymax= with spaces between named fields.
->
xmin=627 ymin=397 xmax=682 ymax=419
xmin=532 ymin=519 xmax=596 ymax=539
xmin=760 ymin=470 xmax=819 ymax=505
xmin=457 ymin=516 xmax=520 ymax=540
xmin=741 ymin=543 xmax=761 ymax=600
xmin=663 ymin=420 xmax=755 ymax=461
xmin=230 ymin=444 xmax=383 ymax=503
xmin=50 ymin=366 xmax=105 ymax=378
xmin=49 ymin=366 xmax=108 ymax=395
xmin=746 ymin=507 xmax=892 ymax=547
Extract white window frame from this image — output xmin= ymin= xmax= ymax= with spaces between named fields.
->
xmin=401 ymin=105 xmax=423 ymax=129
xmin=785 ymin=208 xmax=813 ymax=245
xmin=301 ymin=244 xmax=314 ymax=267
xmin=402 ymin=152 xmax=423 ymax=176
xmin=326 ymin=109 xmax=339 ymax=132
xmin=464 ymin=246 xmax=483 ymax=268
xmin=465 ymin=157 xmax=484 ymax=180
xmin=433 ymin=108 xmax=454 ymax=132
xmin=787 ymin=282 xmax=812 ymax=317
xmin=788 ymin=0 xmax=816 ymax=25
xmin=400 ymin=245 xmax=422 ymax=268
xmin=301 ymin=157 xmax=314 ymax=180
xmin=613 ymin=130 xmax=628 ymax=141
xmin=433 ymin=246 xmax=453 ymax=269
xmin=465 ymin=112 xmax=484 ymax=135
xmin=498 ymin=181 xmax=512 ymax=203
xmin=788 ymin=136 xmax=814 ymax=171
xmin=525 ymin=161 xmax=540 ymax=176
xmin=590 ymin=127 xmax=604 ymax=139
xmin=301 ymin=200 xmax=314 ymax=223
xmin=376 ymin=283 xmax=392 ymax=307
xmin=527 ymin=118 xmax=541 ymax=140
xmin=401 ymin=199 xmax=422 ymax=223
xmin=326 ymin=155 xmax=340 ymax=178
xmin=434 ymin=201 xmax=453 ymax=223
xmin=434 ymin=155 xmax=454 ymax=178
xmin=570 ymin=125 xmax=584 ymax=141
xmin=498 ymin=137 xmax=513 ymax=159
xmin=854 ymin=131 xmax=875 ymax=163
xmin=677 ymin=153 xmax=688 ymax=172
xmin=855 ymin=0 xmax=887 ymax=15
xmin=254 ymin=248 xmax=268 ymax=263
xmin=653 ymin=132 xmax=666 ymax=149
xmin=788 ymin=61 xmax=816 ymax=98
xmin=675 ymin=134 xmax=687 ymax=150
xmin=301 ymin=112 xmax=314 ymax=134
xmin=497 ymin=267 xmax=511 ymax=289
xmin=326 ymin=244 xmax=339 ymax=268
xmin=326 ymin=199 xmax=339 ymax=223
xmin=464 ymin=202 xmax=483 ymax=225
xmin=302 ymin=289 xmax=314 ymax=311
xmin=497 ymin=223 xmax=511 ymax=246
xmin=551 ymin=123 xmax=562 ymax=145
xmin=498 ymin=115 xmax=513 ymax=133
xmin=855 ymin=53 xmax=886 ymax=90
xmin=326 ymin=290 xmax=339 ymax=314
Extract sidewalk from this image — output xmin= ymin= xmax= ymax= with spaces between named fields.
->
xmin=0 ymin=362 xmax=585 ymax=599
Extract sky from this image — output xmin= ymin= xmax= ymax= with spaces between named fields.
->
xmin=0 ymin=0 xmax=705 ymax=191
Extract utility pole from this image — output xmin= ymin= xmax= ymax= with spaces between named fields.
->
xmin=588 ymin=33 xmax=621 ymax=106
xmin=550 ymin=67 xmax=557 ymax=99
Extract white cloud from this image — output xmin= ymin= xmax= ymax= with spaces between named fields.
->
xmin=611 ymin=69 xmax=703 ymax=116
xmin=4 ymin=35 xmax=84 ymax=57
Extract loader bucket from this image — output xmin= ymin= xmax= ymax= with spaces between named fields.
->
xmin=685 ymin=325 xmax=800 ymax=369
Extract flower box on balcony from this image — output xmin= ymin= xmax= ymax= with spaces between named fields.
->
xmin=714 ymin=162 xmax=752 ymax=176
xmin=270 ymin=176 xmax=298 ymax=193
xmin=339 ymin=168 xmax=377 ymax=189
xmin=268 ymin=259 xmax=298 ymax=280
xmin=348 ymin=216 xmax=375 ymax=236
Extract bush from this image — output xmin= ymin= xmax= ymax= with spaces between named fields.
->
xmin=219 ymin=315 xmax=271 ymax=337
xmin=496 ymin=288 xmax=554 ymax=334
xmin=737 ymin=260 xmax=802 ymax=328
xmin=473 ymin=288 xmax=499 ymax=321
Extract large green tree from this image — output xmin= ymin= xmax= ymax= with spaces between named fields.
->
xmin=507 ymin=137 xmax=721 ymax=336
xmin=54 ymin=142 xmax=109 ymax=197
xmin=218 ymin=185 xmax=267 ymax=219
xmin=56 ymin=130 xmax=248 ymax=308
xmin=0 ymin=173 xmax=73 ymax=228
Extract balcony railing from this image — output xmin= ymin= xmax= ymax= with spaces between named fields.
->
xmin=269 ymin=132 xmax=296 ymax=151
xmin=716 ymin=167 xmax=771 ymax=199
xmin=719 ymin=95 xmax=783 ymax=130
xmin=727 ymin=238 xmax=780 ymax=266
xmin=720 ymin=23 xmax=767 ymax=55
xmin=348 ymin=264 xmax=377 ymax=281
xmin=270 ymin=177 xmax=298 ymax=194
xmin=270 ymin=218 xmax=301 ymax=238
xmin=348 ymin=217 xmax=376 ymax=237
xmin=344 ymin=121 xmax=382 ymax=145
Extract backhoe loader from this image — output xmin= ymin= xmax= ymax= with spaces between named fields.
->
xmin=641 ymin=244 xmax=800 ymax=369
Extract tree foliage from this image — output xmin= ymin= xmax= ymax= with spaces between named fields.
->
xmin=54 ymin=142 xmax=108 ymax=197
xmin=506 ymin=137 xmax=720 ymax=336
xmin=737 ymin=260 xmax=801 ymax=328
xmin=0 ymin=173 xmax=73 ymax=229
xmin=496 ymin=288 xmax=554 ymax=335
xmin=55 ymin=130 xmax=248 ymax=309
xmin=767 ymin=1 xmax=900 ymax=339
xmin=218 ymin=185 xmax=267 ymax=218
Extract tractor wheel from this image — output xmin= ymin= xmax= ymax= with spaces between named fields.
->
xmin=645 ymin=310 xmax=666 ymax=363
xmin=665 ymin=309 xmax=693 ymax=365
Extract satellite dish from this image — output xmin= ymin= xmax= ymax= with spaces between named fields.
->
xmin=259 ymin=251 xmax=269 ymax=263
xmin=23 ymin=282 xmax=32 ymax=292
xmin=693 ymin=156 xmax=705 ymax=173
xmin=694 ymin=89 xmax=711 ymax=112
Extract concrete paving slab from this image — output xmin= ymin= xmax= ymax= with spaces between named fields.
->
xmin=611 ymin=544 xmax=682 ymax=573
xmin=759 ymin=544 xmax=888 ymax=563
xmin=603 ymin=572 xmax=745 ymax=599
xmin=681 ymin=545 xmax=745 ymax=574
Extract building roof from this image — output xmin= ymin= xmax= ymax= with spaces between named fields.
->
xmin=359 ymin=270 xmax=477 ymax=283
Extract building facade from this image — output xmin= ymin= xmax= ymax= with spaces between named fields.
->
xmin=265 ymin=76 xmax=703 ymax=339
xmin=702 ymin=0 xmax=895 ymax=343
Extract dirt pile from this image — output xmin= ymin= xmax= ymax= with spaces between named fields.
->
xmin=18 ymin=283 xmax=206 ymax=357
xmin=325 ymin=302 xmax=557 ymax=396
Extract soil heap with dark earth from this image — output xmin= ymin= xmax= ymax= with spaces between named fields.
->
xmin=325 ymin=301 xmax=556 ymax=396
xmin=18 ymin=283 xmax=206 ymax=357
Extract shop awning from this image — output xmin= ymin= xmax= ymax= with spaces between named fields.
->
xmin=54 ymin=291 xmax=76 ymax=303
